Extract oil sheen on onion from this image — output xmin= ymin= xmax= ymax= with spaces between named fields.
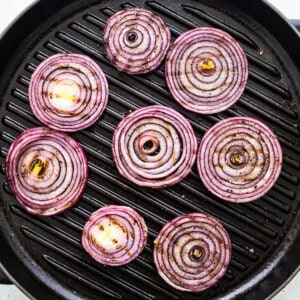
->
xmin=112 ymin=105 xmax=197 ymax=188
xmin=28 ymin=53 xmax=109 ymax=132
xmin=197 ymin=117 xmax=282 ymax=202
xmin=5 ymin=127 xmax=88 ymax=216
xmin=104 ymin=8 xmax=170 ymax=74
xmin=153 ymin=213 xmax=231 ymax=292
xmin=165 ymin=27 xmax=248 ymax=114
xmin=82 ymin=206 xmax=148 ymax=266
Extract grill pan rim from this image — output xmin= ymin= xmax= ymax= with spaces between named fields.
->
xmin=0 ymin=0 xmax=299 ymax=299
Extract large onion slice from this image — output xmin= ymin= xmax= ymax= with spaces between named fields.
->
xmin=82 ymin=206 xmax=148 ymax=266
xmin=197 ymin=117 xmax=282 ymax=202
xmin=112 ymin=105 xmax=197 ymax=188
xmin=165 ymin=27 xmax=248 ymax=114
xmin=104 ymin=8 xmax=171 ymax=74
xmin=153 ymin=213 xmax=231 ymax=292
xmin=29 ymin=53 xmax=109 ymax=132
xmin=5 ymin=127 xmax=88 ymax=216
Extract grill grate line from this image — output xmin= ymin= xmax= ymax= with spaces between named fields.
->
xmin=11 ymin=205 xmax=81 ymax=245
xmin=44 ymin=255 xmax=123 ymax=299
xmin=239 ymin=96 xmax=299 ymax=136
xmin=22 ymin=226 xmax=161 ymax=300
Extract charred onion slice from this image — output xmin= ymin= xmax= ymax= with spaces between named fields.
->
xmin=29 ymin=53 xmax=108 ymax=132
xmin=112 ymin=105 xmax=197 ymax=188
xmin=5 ymin=127 xmax=88 ymax=216
xmin=165 ymin=27 xmax=248 ymax=114
xmin=104 ymin=8 xmax=171 ymax=74
xmin=197 ymin=117 xmax=282 ymax=202
xmin=153 ymin=213 xmax=231 ymax=292
xmin=82 ymin=206 xmax=148 ymax=266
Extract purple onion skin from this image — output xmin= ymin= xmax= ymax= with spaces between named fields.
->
xmin=165 ymin=27 xmax=248 ymax=114
xmin=197 ymin=117 xmax=283 ymax=202
xmin=28 ymin=53 xmax=108 ymax=132
xmin=6 ymin=127 xmax=88 ymax=216
xmin=82 ymin=205 xmax=148 ymax=266
xmin=153 ymin=213 xmax=231 ymax=292
xmin=112 ymin=105 xmax=198 ymax=188
xmin=104 ymin=8 xmax=171 ymax=74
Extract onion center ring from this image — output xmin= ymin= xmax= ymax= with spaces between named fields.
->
xmin=197 ymin=117 xmax=282 ymax=202
xmin=153 ymin=213 xmax=231 ymax=292
xmin=82 ymin=205 xmax=148 ymax=266
xmin=112 ymin=105 xmax=197 ymax=188
xmin=5 ymin=127 xmax=88 ymax=216
xmin=165 ymin=27 xmax=248 ymax=114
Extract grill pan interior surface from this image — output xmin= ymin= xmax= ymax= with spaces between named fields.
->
xmin=0 ymin=0 xmax=300 ymax=299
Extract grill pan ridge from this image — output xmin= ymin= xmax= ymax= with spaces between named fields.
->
xmin=0 ymin=0 xmax=300 ymax=299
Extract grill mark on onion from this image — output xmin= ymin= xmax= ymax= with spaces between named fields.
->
xmin=197 ymin=117 xmax=282 ymax=202
xmin=82 ymin=206 xmax=148 ymax=266
xmin=28 ymin=54 xmax=108 ymax=132
xmin=153 ymin=213 xmax=231 ymax=292
xmin=5 ymin=127 xmax=88 ymax=216
xmin=112 ymin=105 xmax=197 ymax=188
xmin=104 ymin=8 xmax=170 ymax=74
xmin=165 ymin=27 xmax=248 ymax=114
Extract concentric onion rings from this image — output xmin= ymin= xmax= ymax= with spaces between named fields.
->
xmin=104 ymin=8 xmax=171 ymax=74
xmin=197 ymin=117 xmax=282 ymax=202
xmin=153 ymin=213 xmax=231 ymax=292
xmin=5 ymin=127 xmax=88 ymax=216
xmin=28 ymin=53 xmax=108 ymax=132
xmin=112 ymin=105 xmax=197 ymax=188
xmin=82 ymin=205 xmax=148 ymax=266
xmin=165 ymin=27 xmax=248 ymax=114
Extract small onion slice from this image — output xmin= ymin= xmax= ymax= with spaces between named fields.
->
xmin=112 ymin=105 xmax=197 ymax=188
xmin=197 ymin=117 xmax=282 ymax=202
xmin=153 ymin=213 xmax=231 ymax=292
xmin=104 ymin=8 xmax=171 ymax=74
xmin=5 ymin=127 xmax=88 ymax=216
xmin=82 ymin=206 xmax=148 ymax=266
xmin=165 ymin=27 xmax=248 ymax=114
xmin=29 ymin=53 xmax=109 ymax=132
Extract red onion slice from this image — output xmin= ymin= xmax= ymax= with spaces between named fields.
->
xmin=197 ymin=117 xmax=282 ymax=202
xmin=104 ymin=8 xmax=171 ymax=74
xmin=112 ymin=105 xmax=197 ymax=188
xmin=82 ymin=206 xmax=148 ymax=266
xmin=153 ymin=213 xmax=231 ymax=292
xmin=165 ymin=27 xmax=248 ymax=114
xmin=5 ymin=127 xmax=88 ymax=216
xmin=29 ymin=54 xmax=109 ymax=132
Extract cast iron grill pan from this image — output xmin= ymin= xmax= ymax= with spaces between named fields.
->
xmin=0 ymin=0 xmax=300 ymax=299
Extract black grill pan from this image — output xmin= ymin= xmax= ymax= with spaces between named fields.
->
xmin=0 ymin=0 xmax=300 ymax=299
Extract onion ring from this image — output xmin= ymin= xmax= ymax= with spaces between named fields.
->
xmin=153 ymin=213 xmax=231 ymax=292
xmin=104 ymin=8 xmax=171 ymax=74
xmin=197 ymin=117 xmax=282 ymax=202
xmin=29 ymin=53 xmax=108 ymax=132
xmin=112 ymin=105 xmax=197 ymax=188
xmin=5 ymin=127 xmax=88 ymax=216
xmin=165 ymin=27 xmax=248 ymax=114
xmin=82 ymin=205 xmax=148 ymax=266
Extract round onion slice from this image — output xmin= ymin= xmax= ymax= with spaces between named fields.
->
xmin=112 ymin=105 xmax=197 ymax=188
xmin=5 ymin=127 xmax=88 ymax=216
xmin=153 ymin=213 xmax=231 ymax=292
xmin=28 ymin=53 xmax=109 ymax=132
xmin=82 ymin=205 xmax=148 ymax=266
xmin=104 ymin=8 xmax=171 ymax=74
xmin=165 ymin=27 xmax=248 ymax=114
xmin=197 ymin=117 xmax=282 ymax=202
